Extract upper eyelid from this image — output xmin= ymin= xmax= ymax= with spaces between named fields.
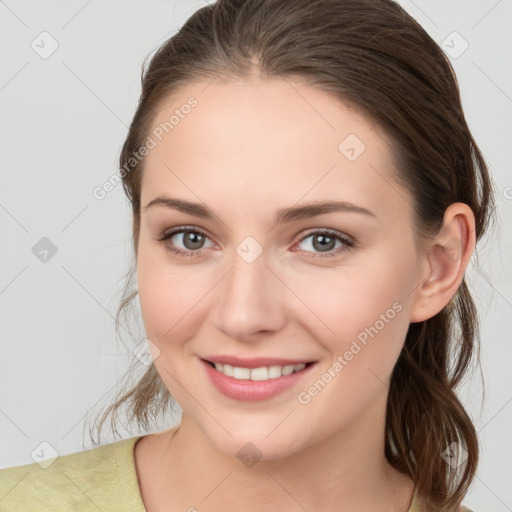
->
xmin=161 ymin=225 xmax=213 ymax=243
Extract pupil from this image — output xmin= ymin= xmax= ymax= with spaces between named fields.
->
xmin=313 ymin=235 xmax=334 ymax=252
xmin=185 ymin=232 xmax=204 ymax=249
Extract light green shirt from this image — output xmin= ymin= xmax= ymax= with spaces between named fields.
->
xmin=0 ymin=436 xmax=473 ymax=511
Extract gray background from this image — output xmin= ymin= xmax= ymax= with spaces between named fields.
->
xmin=0 ymin=1 xmax=511 ymax=511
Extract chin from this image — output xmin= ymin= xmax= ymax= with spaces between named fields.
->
xmin=202 ymin=421 xmax=310 ymax=463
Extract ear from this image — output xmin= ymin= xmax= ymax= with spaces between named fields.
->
xmin=409 ymin=203 xmax=476 ymax=323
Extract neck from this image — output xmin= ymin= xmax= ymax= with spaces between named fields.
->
xmin=141 ymin=393 xmax=415 ymax=512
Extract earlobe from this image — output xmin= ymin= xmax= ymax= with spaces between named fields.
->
xmin=409 ymin=203 xmax=476 ymax=323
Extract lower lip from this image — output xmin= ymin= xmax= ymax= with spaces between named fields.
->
xmin=201 ymin=359 xmax=317 ymax=401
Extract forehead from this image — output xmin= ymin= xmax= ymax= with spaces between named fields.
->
xmin=141 ymin=77 xmax=410 ymax=223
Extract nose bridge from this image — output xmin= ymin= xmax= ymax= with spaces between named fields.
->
xmin=212 ymin=240 xmax=283 ymax=338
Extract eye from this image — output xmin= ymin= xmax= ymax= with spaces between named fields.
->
xmin=157 ymin=226 xmax=214 ymax=258
xmin=293 ymin=229 xmax=354 ymax=258
xmin=157 ymin=226 xmax=354 ymax=259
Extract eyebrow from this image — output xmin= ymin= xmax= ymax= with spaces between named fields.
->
xmin=143 ymin=195 xmax=376 ymax=223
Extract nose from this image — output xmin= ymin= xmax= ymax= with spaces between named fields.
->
xmin=212 ymin=247 xmax=286 ymax=342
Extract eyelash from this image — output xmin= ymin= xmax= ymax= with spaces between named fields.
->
xmin=157 ymin=225 xmax=355 ymax=260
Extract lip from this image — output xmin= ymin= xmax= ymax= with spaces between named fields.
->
xmin=200 ymin=358 xmax=317 ymax=401
xmin=201 ymin=355 xmax=316 ymax=369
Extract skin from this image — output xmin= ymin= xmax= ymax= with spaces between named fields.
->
xmin=132 ymin=75 xmax=476 ymax=512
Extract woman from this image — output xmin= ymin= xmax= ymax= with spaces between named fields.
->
xmin=0 ymin=0 xmax=495 ymax=511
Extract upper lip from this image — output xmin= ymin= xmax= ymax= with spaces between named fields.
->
xmin=202 ymin=355 xmax=316 ymax=369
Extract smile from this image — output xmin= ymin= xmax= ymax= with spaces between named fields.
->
xmin=206 ymin=361 xmax=312 ymax=380
xmin=201 ymin=359 xmax=317 ymax=401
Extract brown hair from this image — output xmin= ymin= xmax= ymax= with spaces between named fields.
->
xmin=90 ymin=1 xmax=496 ymax=510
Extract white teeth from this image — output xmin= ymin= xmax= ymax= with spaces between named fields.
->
xmin=223 ymin=364 xmax=234 ymax=377
xmin=212 ymin=362 xmax=308 ymax=380
xmin=268 ymin=365 xmax=282 ymax=379
xmin=249 ymin=367 xmax=269 ymax=381
xmin=233 ymin=367 xmax=250 ymax=379
xmin=281 ymin=365 xmax=294 ymax=376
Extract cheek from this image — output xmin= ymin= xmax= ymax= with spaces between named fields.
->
xmin=287 ymin=255 xmax=414 ymax=374
xmin=136 ymin=249 xmax=214 ymax=351
xmin=137 ymin=264 xmax=173 ymax=340
xmin=290 ymin=270 xmax=412 ymax=429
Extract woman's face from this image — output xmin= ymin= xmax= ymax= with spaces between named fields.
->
xmin=137 ymin=76 xmax=426 ymax=460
